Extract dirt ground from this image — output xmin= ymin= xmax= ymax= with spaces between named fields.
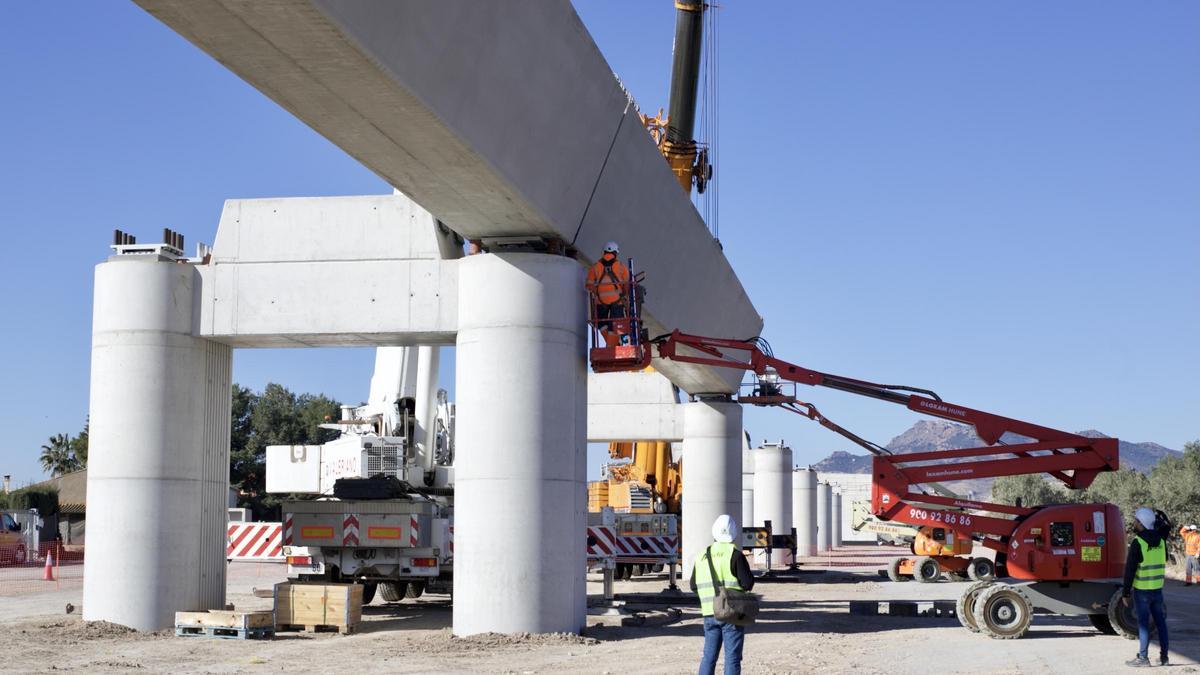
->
xmin=2 ymin=548 xmax=1198 ymax=674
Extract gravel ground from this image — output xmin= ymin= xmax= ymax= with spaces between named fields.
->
xmin=1 ymin=550 xmax=1196 ymax=674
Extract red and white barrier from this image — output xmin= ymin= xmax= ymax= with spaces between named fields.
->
xmin=226 ymin=522 xmax=284 ymax=561
xmin=587 ymin=526 xmax=678 ymax=564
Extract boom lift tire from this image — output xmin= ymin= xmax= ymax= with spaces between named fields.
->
xmin=405 ymin=581 xmax=426 ymax=599
xmin=967 ymin=557 xmax=996 ymax=582
xmin=973 ymin=583 xmax=1033 ymax=639
xmin=1106 ymin=587 xmax=1160 ymax=640
xmin=886 ymin=558 xmax=907 ymax=582
xmin=361 ymin=582 xmax=377 ymax=605
xmin=913 ymin=556 xmax=941 ymax=583
xmin=380 ymin=581 xmax=409 ymax=603
xmin=1088 ymin=614 xmax=1117 ymax=635
xmin=957 ymin=581 xmax=993 ymax=633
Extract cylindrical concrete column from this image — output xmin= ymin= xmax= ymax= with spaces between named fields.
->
xmin=753 ymin=443 xmax=793 ymax=565
xmin=741 ymin=438 xmax=754 ymax=530
xmin=817 ymin=481 xmax=832 ymax=553
xmin=84 ymin=256 xmax=231 ymax=630
xmin=793 ymin=468 xmax=818 ymax=557
xmin=682 ymin=399 xmax=743 ymax=579
xmin=831 ymin=489 xmax=843 ymax=549
xmin=835 ymin=487 xmax=844 ymax=547
xmin=453 ymin=253 xmax=586 ymax=635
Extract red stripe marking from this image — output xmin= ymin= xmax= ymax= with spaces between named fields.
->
xmin=250 ymin=526 xmax=277 ymax=557
xmin=236 ymin=525 xmax=267 ymax=557
xmin=228 ymin=523 xmax=257 ymax=552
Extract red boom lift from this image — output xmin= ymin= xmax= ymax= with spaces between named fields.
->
xmin=588 ymin=271 xmax=1142 ymax=640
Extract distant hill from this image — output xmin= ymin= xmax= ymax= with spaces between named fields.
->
xmin=812 ymin=420 xmax=1180 ymax=498
xmin=812 ymin=450 xmax=872 ymax=474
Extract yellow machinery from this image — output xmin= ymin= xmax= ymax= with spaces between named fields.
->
xmin=588 ymin=441 xmax=681 ymax=515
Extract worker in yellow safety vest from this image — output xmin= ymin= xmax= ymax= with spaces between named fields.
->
xmin=1181 ymin=524 xmax=1200 ymax=586
xmin=690 ymin=515 xmax=754 ymax=675
xmin=1122 ymin=507 xmax=1170 ymax=667
xmin=586 ymin=242 xmax=630 ymax=347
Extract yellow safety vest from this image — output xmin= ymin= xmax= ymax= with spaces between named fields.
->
xmin=693 ymin=542 xmax=744 ymax=616
xmin=1132 ymin=535 xmax=1166 ymax=591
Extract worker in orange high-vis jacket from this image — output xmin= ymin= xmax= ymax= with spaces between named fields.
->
xmin=1181 ymin=524 xmax=1200 ymax=586
xmin=586 ymin=241 xmax=630 ymax=346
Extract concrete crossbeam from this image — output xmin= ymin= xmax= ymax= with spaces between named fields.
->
xmin=586 ymin=371 xmax=684 ymax=441
xmin=196 ymin=195 xmax=457 ymax=347
xmin=133 ymin=0 xmax=762 ymax=394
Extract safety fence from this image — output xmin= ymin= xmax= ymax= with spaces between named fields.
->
xmin=0 ymin=541 xmax=84 ymax=596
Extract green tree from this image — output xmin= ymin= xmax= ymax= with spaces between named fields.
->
xmin=39 ymin=433 xmax=78 ymax=476
xmin=1071 ymin=468 xmax=1153 ymax=528
xmin=71 ymin=418 xmax=89 ymax=468
xmin=991 ymin=474 xmax=1070 ymax=507
xmin=231 ymin=383 xmax=340 ymax=518
xmin=1148 ymin=441 xmax=1200 ymax=534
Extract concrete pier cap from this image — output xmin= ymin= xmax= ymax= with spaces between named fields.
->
xmin=453 ymin=252 xmax=587 ymax=635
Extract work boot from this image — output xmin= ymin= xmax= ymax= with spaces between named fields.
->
xmin=1125 ymin=655 xmax=1150 ymax=668
xmin=1159 ymin=654 xmax=1170 ymax=666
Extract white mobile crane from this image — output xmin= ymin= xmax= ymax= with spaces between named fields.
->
xmin=265 ymin=346 xmax=455 ymax=603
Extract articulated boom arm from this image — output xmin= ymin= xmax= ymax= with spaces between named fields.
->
xmin=648 ymin=331 xmax=1121 ymax=547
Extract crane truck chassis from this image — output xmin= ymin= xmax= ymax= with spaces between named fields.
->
xmin=588 ymin=266 xmax=1143 ymax=640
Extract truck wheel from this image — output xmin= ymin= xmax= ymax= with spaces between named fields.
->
xmin=405 ymin=581 xmax=425 ymax=599
xmin=957 ymin=581 xmax=993 ymax=633
xmin=974 ymin=584 xmax=1033 ymax=639
xmin=361 ymin=583 xmax=377 ymax=605
xmin=886 ymin=558 xmax=907 ymax=582
xmin=380 ymin=581 xmax=409 ymax=603
xmin=967 ymin=557 xmax=995 ymax=582
xmin=1088 ymin=614 xmax=1117 ymax=635
xmin=913 ymin=556 xmax=941 ymax=583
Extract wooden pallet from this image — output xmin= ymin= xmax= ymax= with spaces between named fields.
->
xmin=175 ymin=624 xmax=275 ymax=640
xmin=275 ymin=622 xmax=357 ymax=635
xmin=175 ymin=610 xmax=275 ymax=640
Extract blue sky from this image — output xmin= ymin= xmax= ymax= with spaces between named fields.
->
xmin=1 ymin=2 xmax=1197 ymax=486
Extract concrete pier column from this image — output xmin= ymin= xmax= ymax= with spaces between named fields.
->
xmin=753 ymin=443 xmax=793 ymax=565
xmin=453 ymin=253 xmax=587 ymax=635
xmin=817 ymin=481 xmax=833 ymax=553
xmin=84 ymin=256 xmax=231 ymax=630
xmin=831 ymin=489 xmax=843 ymax=549
xmin=741 ymin=439 xmax=754 ymax=530
xmin=793 ymin=468 xmax=818 ymax=557
xmin=682 ymin=399 xmax=743 ymax=578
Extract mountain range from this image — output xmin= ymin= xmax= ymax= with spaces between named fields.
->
xmin=812 ymin=420 xmax=1180 ymax=497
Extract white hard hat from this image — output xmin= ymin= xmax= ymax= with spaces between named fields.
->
xmin=603 ymin=241 xmax=619 ymax=254
xmin=711 ymin=514 xmax=739 ymax=544
xmin=1189 ymin=525 xmax=1197 ymax=531
xmin=1133 ymin=507 xmax=1156 ymax=530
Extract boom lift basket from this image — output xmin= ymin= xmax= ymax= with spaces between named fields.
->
xmin=587 ymin=260 xmax=651 ymax=373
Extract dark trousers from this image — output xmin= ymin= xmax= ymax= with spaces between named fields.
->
xmin=596 ymin=302 xmax=625 ymax=334
xmin=699 ymin=616 xmax=744 ymax=675
xmin=1134 ymin=588 xmax=1169 ymax=659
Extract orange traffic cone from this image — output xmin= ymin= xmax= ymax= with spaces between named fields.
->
xmin=43 ymin=552 xmax=55 ymax=581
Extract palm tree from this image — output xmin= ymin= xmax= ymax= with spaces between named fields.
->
xmin=39 ymin=433 xmax=77 ymax=476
